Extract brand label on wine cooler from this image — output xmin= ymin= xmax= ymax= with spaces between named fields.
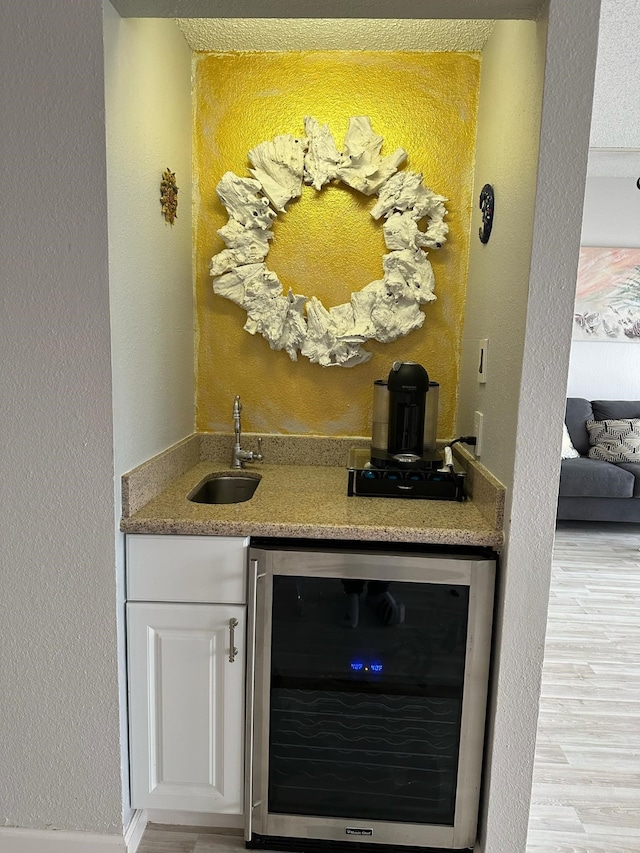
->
xmin=346 ymin=828 xmax=373 ymax=836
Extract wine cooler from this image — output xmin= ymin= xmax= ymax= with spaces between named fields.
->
xmin=245 ymin=539 xmax=495 ymax=853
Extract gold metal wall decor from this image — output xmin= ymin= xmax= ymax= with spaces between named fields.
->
xmin=160 ymin=168 xmax=178 ymax=224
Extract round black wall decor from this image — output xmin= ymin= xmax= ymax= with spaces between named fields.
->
xmin=479 ymin=183 xmax=494 ymax=244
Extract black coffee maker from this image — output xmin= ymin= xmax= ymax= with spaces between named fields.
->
xmin=347 ymin=361 xmax=464 ymax=499
xmin=371 ymin=361 xmax=439 ymax=468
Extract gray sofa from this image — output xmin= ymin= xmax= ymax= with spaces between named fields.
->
xmin=559 ymin=398 xmax=640 ymax=522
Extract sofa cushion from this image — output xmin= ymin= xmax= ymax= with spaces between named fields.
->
xmin=592 ymin=400 xmax=640 ymax=420
xmin=565 ymin=398 xmax=593 ymax=456
xmin=617 ymin=462 xmax=640 ymax=497
xmin=587 ymin=418 xmax=640 ymax=463
xmin=559 ymin=457 xmax=635 ymax=498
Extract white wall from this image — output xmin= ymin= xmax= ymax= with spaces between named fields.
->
xmin=458 ymin=18 xmax=546 ymax=852
xmin=457 ymin=20 xmax=545 ymax=491
xmin=103 ymin=4 xmax=194 ymax=822
xmin=0 ymin=0 xmax=122 ymax=834
xmin=104 ymin=10 xmax=194 ymax=472
xmin=456 ymin=3 xmax=601 ymax=851
xmin=0 ymin=1 xmax=193 ymax=838
xmin=567 ymin=175 xmax=640 ymax=399
xmin=568 ymin=0 xmax=640 ymax=401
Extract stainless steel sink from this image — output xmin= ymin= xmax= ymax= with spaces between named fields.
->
xmin=188 ymin=473 xmax=261 ymax=505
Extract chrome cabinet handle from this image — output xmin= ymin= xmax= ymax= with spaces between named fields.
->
xmin=229 ymin=617 xmax=239 ymax=663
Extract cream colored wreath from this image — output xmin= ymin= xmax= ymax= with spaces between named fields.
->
xmin=210 ymin=116 xmax=448 ymax=367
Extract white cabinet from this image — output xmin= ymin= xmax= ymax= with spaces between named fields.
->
xmin=126 ymin=535 xmax=247 ymax=604
xmin=127 ymin=602 xmax=246 ymax=812
xmin=126 ymin=534 xmax=248 ymax=814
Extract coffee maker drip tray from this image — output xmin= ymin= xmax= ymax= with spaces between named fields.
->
xmin=346 ymin=448 xmax=465 ymax=501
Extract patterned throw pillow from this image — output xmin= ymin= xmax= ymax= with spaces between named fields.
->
xmin=587 ymin=418 xmax=640 ymax=463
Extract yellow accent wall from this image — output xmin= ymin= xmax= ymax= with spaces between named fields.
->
xmin=194 ymin=51 xmax=479 ymax=437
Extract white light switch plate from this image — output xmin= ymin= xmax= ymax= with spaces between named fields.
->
xmin=474 ymin=411 xmax=484 ymax=457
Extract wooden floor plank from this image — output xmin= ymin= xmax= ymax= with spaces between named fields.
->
xmin=527 ymin=521 xmax=640 ymax=853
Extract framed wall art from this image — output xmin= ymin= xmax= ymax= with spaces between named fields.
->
xmin=573 ymin=246 xmax=640 ymax=341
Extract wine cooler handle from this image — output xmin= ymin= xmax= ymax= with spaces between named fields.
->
xmin=229 ymin=617 xmax=239 ymax=663
xmin=246 ymin=558 xmax=260 ymax=839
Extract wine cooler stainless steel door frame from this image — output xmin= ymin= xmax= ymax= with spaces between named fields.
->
xmin=245 ymin=543 xmax=495 ymax=851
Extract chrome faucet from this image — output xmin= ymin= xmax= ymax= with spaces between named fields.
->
xmin=231 ymin=395 xmax=263 ymax=469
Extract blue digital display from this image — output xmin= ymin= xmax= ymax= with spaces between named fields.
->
xmin=350 ymin=660 xmax=383 ymax=673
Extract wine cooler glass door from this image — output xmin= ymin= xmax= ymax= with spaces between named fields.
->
xmin=268 ymin=574 xmax=468 ymax=826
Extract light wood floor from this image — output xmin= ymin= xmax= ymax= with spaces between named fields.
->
xmin=137 ymin=826 xmax=244 ymax=853
xmin=526 ymin=522 xmax=640 ymax=853
xmin=137 ymin=522 xmax=640 ymax=853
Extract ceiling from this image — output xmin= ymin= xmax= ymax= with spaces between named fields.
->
xmin=110 ymin=0 xmax=544 ymax=19
xmin=175 ymin=18 xmax=495 ymax=51
xmin=589 ymin=0 xmax=640 ymax=149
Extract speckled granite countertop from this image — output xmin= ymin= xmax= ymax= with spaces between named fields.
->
xmin=121 ymin=434 xmax=505 ymax=548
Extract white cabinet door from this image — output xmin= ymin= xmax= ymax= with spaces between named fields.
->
xmin=127 ymin=602 xmax=246 ymax=813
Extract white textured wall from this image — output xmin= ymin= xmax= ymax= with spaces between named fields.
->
xmin=104 ymin=11 xmax=194 ymax=471
xmin=457 ymin=4 xmax=601 ymax=851
xmin=493 ymin=2 xmax=600 ymax=851
xmin=567 ymin=176 xmax=640 ymax=399
xmin=457 ymin=21 xmax=545 ymax=490
xmin=458 ymin=19 xmax=546 ymax=851
xmin=0 ymin=0 xmax=122 ymax=834
xmin=103 ymin=4 xmax=194 ymax=819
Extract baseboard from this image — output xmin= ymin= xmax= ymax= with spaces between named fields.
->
xmin=144 ymin=809 xmax=244 ymax=830
xmin=0 ymin=827 xmax=126 ymax=852
xmin=124 ymin=810 xmax=147 ymax=853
